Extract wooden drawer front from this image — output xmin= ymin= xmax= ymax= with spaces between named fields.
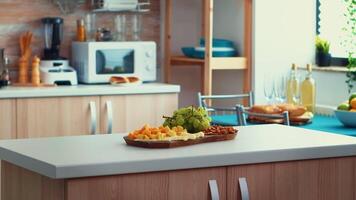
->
xmin=66 ymin=172 xmax=169 ymax=200
xmin=66 ymin=167 xmax=226 ymax=200
xmin=16 ymin=97 xmax=100 ymax=138
xmin=227 ymin=157 xmax=356 ymax=200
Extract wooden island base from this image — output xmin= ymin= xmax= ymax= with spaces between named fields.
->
xmin=2 ymin=157 xmax=356 ymax=200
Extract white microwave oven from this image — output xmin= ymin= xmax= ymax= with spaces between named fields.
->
xmin=72 ymin=41 xmax=156 ymax=84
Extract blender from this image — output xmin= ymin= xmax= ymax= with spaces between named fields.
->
xmin=40 ymin=17 xmax=78 ymax=85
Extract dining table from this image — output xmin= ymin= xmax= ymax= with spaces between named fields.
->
xmin=211 ymin=114 xmax=356 ymax=136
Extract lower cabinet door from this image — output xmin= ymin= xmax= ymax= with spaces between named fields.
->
xmin=16 ymin=96 xmax=101 ymax=138
xmin=100 ymin=94 xmax=178 ymax=134
xmin=227 ymin=163 xmax=274 ymax=200
xmin=0 ymin=99 xmax=16 ymax=139
xmin=168 ymin=167 xmax=227 ymax=200
xmin=274 ymin=158 xmax=355 ymax=200
xmin=227 ymin=157 xmax=356 ymax=200
xmin=0 ymin=99 xmax=17 ymax=200
xmin=66 ymin=172 xmax=169 ymax=200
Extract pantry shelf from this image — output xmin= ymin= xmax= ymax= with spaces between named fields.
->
xmin=210 ymin=57 xmax=247 ymax=70
xmin=170 ymin=55 xmax=205 ymax=65
xmin=164 ymin=0 xmax=252 ymax=95
xmin=170 ymin=55 xmax=247 ymax=70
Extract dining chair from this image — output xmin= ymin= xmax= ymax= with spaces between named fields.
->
xmin=236 ymin=104 xmax=290 ymax=126
xmin=198 ymin=91 xmax=254 ymax=126
xmin=198 ymin=91 xmax=254 ymax=113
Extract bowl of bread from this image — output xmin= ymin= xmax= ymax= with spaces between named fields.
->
xmin=110 ymin=76 xmax=142 ymax=86
xmin=248 ymin=104 xmax=313 ymax=125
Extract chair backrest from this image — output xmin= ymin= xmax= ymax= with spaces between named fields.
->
xmin=236 ymin=104 xmax=290 ymax=126
xmin=198 ymin=91 xmax=254 ymax=115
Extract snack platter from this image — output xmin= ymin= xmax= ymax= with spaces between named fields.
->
xmin=124 ymin=107 xmax=238 ymax=148
xmin=124 ymin=133 xmax=237 ymax=148
xmin=124 ymin=125 xmax=238 ymax=149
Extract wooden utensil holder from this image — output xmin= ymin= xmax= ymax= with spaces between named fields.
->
xmin=18 ymin=59 xmax=29 ymax=84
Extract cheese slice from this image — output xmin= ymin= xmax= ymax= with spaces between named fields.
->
xmin=135 ymin=132 xmax=205 ymax=142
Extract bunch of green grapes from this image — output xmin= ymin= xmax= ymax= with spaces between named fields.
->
xmin=163 ymin=106 xmax=211 ymax=133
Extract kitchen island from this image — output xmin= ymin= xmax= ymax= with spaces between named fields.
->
xmin=1 ymin=124 xmax=356 ymax=200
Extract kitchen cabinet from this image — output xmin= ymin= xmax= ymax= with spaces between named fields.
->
xmin=227 ymin=157 xmax=356 ymax=200
xmin=16 ymin=97 xmax=101 ymax=138
xmin=0 ymin=84 xmax=179 ymax=139
xmin=100 ymin=94 xmax=178 ymax=133
xmin=168 ymin=167 xmax=226 ymax=200
xmin=1 ymin=93 xmax=178 ymax=138
xmin=0 ymin=99 xmax=16 ymax=200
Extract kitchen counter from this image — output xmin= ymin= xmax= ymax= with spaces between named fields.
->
xmin=0 ymin=83 xmax=180 ymax=99
xmin=1 ymin=124 xmax=356 ymax=179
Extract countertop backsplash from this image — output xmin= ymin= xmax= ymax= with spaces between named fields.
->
xmin=0 ymin=0 xmax=160 ymax=82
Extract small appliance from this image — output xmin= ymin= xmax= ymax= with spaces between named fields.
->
xmin=40 ymin=17 xmax=78 ymax=85
xmin=72 ymin=41 xmax=156 ymax=84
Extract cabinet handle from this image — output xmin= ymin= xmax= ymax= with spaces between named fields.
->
xmin=238 ymin=177 xmax=250 ymax=200
xmin=89 ymin=101 xmax=97 ymax=135
xmin=106 ymin=101 xmax=113 ymax=134
xmin=209 ymin=180 xmax=220 ymax=200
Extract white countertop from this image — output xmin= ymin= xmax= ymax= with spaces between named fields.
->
xmin=0 ymin=83 xmax=180 ymax=99
xmin=0 ymin=124 xmax=356 ymax=179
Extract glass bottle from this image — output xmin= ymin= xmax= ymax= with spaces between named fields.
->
xmin=286 ymin=64 xmax=300 ymax=105
xmin=115 ymin=15 xmax=126 ymax=41
xmin=76 ymin=19 xmax=86 ymax=42
xmin=131 ymin=14 xmax=142 ymax=41
xmin=301 ymin=64 xmax=316 ymax=113
xmin=85 ymin=13 xmax=96 ymax=41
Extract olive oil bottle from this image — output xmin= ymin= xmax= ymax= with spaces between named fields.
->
xmin=301 ymin=64 xmax=316 ymax=113
xmin=286 ymin=64 xmax=300 ymax=104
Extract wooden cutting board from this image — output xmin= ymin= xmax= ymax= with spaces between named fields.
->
xmin=123 ymin=133 xmax=237 ymax=148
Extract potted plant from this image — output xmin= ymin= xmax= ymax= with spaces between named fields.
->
xmin=315 ymin=36 xmax=331 ymax=66
xmin=342 ymin=0 xmax=356 ymax=93
xmin=345 ymin=54 xmax=356 ymax=93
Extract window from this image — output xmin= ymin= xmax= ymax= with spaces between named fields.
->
xmin=316 ymin=0 xmax=353 ymax=65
